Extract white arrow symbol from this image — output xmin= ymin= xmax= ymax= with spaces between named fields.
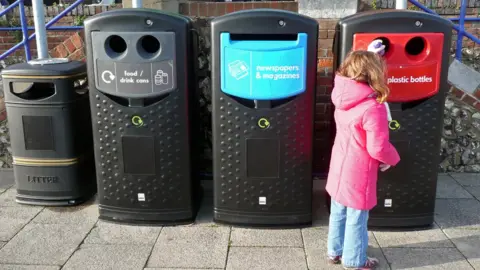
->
xmin=101 ymin=70 xmax=115 ymax=84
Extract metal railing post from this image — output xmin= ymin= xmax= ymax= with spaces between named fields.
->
xmin=396 ymin=0 xmax=408 ymax=9
xmin=18 ymin=0 xmax=31 ymax=61
xmin=456 ymin=0 xmax=467 ymax=60
xmin=31 ymin=0 xmax=48 ymax=59
xmin=132 ymin=0 xmax=142 ymax=8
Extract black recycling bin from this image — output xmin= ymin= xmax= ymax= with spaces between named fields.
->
xmin=331 ymin=10 xmax=452 ymax=228
xmin=1 ymin=59 xmax=96 ymax=206
xmin=211 ymin=9 xmax=318 ymax=226
xmin=84 ymin=9 xmax=201 ymax=225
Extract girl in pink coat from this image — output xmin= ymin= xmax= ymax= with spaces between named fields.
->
xmin=326 ymin=45 xmax=400 ymax=270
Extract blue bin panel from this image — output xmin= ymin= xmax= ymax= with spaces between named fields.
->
xmin=220 ymin=33 xmax=307 ymax=100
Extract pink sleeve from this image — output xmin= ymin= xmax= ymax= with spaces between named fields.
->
xmin=362 ymin=105 xmax=401 ymax=166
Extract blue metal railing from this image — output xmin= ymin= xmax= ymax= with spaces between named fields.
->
xmin=409 ymin=0 xmax=480 ymax=60
xmin=0 ymin=0 xmax=83 ymax=61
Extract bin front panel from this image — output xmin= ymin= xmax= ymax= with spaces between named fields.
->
xmin=353 ymin=33 xmax=444 ymax=102
xmin=91 ymin=31 xmax=177 ymax=99
xmin=220 ymin=33 xmax=307 ymax=100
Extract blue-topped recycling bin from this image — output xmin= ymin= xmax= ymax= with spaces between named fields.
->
xmin=211 ymin=9 xmax=318 ymax=226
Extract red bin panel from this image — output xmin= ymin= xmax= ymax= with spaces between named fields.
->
xmin=353 ymin=33 xmax=444 ymax=102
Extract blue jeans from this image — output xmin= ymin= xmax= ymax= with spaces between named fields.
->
xmin=327 ymin=199 xmax=369 ymax=268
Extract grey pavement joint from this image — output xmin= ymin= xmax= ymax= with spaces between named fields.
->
xmin=62 ymin=244 xmax=152 ymax=270
xmin=436 ymin=174 xmax=474 ymax=199
xmin=0 ymin=206 xmax=43 ymax=241
xmin=84 ymin=220 xmax=162 ymax=245
xmin=0 ymin=266 xmax=60 ymax=270
xmin=0 ymin=222 xmax=94 ymax=265
xmin=227 ymin=247 xmax=307 ymax=270
xmin=147 ymin=226 xmax=230 ymax=269
xmin=230 ymin=228 xmax=303 ymax=247
xmin=383 ymin=247 xmax=474 ymax=269
xmin=449 ymin=173 xmax=480 ymax=187
xmin=373 ymin=223 xmax=454 ymax=248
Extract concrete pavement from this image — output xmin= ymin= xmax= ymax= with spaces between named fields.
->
xmin=0 ymin=170 xmax=479 ymax=269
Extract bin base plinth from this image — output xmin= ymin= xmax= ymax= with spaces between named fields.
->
xmin=98 ymin=206 xmax=197 ymax=226
xmin=15 ymin=193 xmax=95 ymax=207
xmin=368 ymin=214 xmax=434 ymax=229
xmin=214 ymin=210 xmax=312 ymax=228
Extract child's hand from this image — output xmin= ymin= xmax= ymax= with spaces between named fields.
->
xmin=367 ymin=40 xmax=386 ymax=56
xmin=379 ymin=163 xmax=391 ymax=172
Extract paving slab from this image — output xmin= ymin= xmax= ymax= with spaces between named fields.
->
xmin=302 ymin=227 xmax=389 ymax=270
xmin=372 ymin=223 xmax=453 ymax=248
xmin=0 ymin=266 xmax=60 ymax=270
xmin=62 ymin=244 xmax=152 ymax=270
xmin=193 ymin=197 xmax=215 ymax=226
xmin=145 ymin=269 xmax=222 ymax=270
xmin=0 ymin=170 xmax=14 ymax=190
xmin=0 ymin=188 xmax=43 ymax=211
xmin=31 ymin=200 xmax=98 ymax=225
xmin=312 ymin=182 xmax=330 ymax=227
xmin=230 ymin=228 xmax=302 ymax=247
xmin=0 ymin=206 xmax=43 ymax=241
xmin=434 ymin=199 xmax=480 ymax=229
xmin=465 ymin=186 xmax=480 ymax=201
xmin=226 ymin=247 xmax=307 ymax=270
xmin=443 ymin=228 xmax=480 ymax=269
xmin=0 ymin=222 xmax=93 ymax=265
xmin=84 ymin=220 xmax=161 ymax=245
xmin=449 ymin=173 xmax=480 ymax=186
xmin=147 ymin=226 xmax=230 ymax=269
xmin=382 ymin=247 xmax=473 ymax=269
xmin=436 ymin=174 xmax=473 ymax=199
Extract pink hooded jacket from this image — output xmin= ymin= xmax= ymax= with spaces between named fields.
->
xmin=326 ymin=75 xmax=400 ymax=210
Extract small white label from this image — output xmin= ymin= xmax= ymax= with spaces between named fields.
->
xmin=384 ymin=199 xmax=392 ymax=207
xmin=138 ymin=193 xmax=146 ymax=202
xmin=259 ymin=197 xmax=266 ymax=205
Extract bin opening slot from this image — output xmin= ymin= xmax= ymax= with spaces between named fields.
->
xmin=229 ymin=34 xmax=297 ymax=41
xmin=400 ymin=97 xmax=429 ymax=111
xmin=10 ymin=82 xmax=55 ymax=100
xmin=74 ymin=77 xmax=89 ymax=95
xmin=254 ymin=100 xmax=271 ymax=109
xmin=103 ymin=93 xmax=169 ymax=107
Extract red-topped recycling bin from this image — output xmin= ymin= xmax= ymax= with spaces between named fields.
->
xmin=331 ymin=10 xmax=453 ymax=228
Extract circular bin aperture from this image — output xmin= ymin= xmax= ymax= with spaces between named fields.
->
xmin=1 ymin=59 xmax=97 ymax=206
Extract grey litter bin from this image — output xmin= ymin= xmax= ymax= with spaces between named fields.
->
xmin=1 ymin=58 xmax=97 ymax=206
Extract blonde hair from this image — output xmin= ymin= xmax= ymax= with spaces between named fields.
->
xmin=337 ymin=50 xmax=390 ymax=103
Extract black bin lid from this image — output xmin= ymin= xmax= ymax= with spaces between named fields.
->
xmin=1 ymin=58 xmax=86 ymax=78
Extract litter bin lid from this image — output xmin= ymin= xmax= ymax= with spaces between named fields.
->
xmin=1 ymin=59 xmax=86 ymax=79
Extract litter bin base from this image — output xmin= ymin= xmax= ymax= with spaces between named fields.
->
xmin=98 ymin=206 xmax=198 ymax=226
xmin=15 ymin=193 xmax=94 ymax=207
xmin=368 ymin=215 xmax=434 ymax=229
xmin=214 ymin=210 xmax=312 ymax=227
